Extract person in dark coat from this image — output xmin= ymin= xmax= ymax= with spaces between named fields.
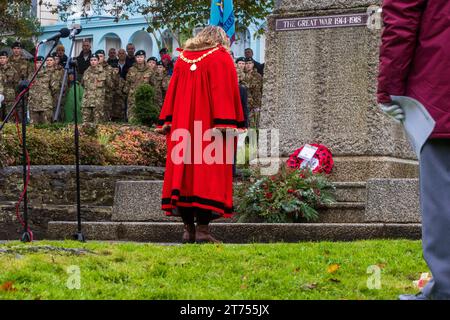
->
xmin=244 ymin=48 xmax=264 ymax=76
xmin=76 ymin=40 xmax=92 ymax=78
xmin=377 ymin=0 xmax=450 ymax=300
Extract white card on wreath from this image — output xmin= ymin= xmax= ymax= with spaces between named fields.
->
xmin=297 ymin=144 xmax=318 ymax=161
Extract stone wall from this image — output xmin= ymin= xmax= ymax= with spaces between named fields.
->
xmin=0 ymin=166 xmax=165 ymax=206
xmin=0 ymin=166 xmax=165 ymax=240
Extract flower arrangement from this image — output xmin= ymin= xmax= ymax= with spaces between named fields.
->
xmin=235 ymin=165 xmax=336 ymax=223
xmin=286 ymin=144 xmax=334 ymax=174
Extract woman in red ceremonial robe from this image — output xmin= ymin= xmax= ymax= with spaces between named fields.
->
xmin=155 ymin=26 xmax=246 ymax=244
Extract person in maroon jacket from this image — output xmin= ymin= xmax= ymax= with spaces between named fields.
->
xmin=378 ymin=0 xmax=450 ymax=300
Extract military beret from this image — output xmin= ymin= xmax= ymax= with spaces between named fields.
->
xmin=135 ymin=50 xmax=146 ymax=57
xmin=156 ymin=61 xmax=163 ymax=66
xmin=147 ymin=56 xmax=158 ymax=62
xmin=91 ymin=54 xmax=100 ymax=60
xmin=11 ymin=41 xmax=22 ymax=49
xmin=244 ymin=57 xmax=254 ymax=63
xmin=95 ymin=49 xmax=105 ymax=56
xmin=36 ymin=56 xmax=45 ymax=62
xmin=235 ymin=57 xmax=245 ymax=63
xmin=0 ymin=51 xmax=8 ymax=57
xmin=50 ymin=52 xmax=57 ymax=58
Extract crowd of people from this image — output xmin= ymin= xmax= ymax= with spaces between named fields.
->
xmin=0 ymin=40 xmax=264 ymax=128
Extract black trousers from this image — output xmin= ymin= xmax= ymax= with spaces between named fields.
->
xmin=178 ymin=206 xmax=213 ymax=225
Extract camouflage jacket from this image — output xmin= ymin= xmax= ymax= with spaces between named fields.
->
xmin=9 ymin=56 xmax=32 ymax=81
xmin=243 ymin=69 xmax=263 ymax=110
xmin=81 ymin=65 xmax=107 ymax=109
xmin=28 ymin=68 xmax=57 ymax=112
xmin=237 ymin=68 xmax=246 ymax=86
xmin=0 ymin=64 xmax=20 ymax=104
xmin=124 ymin=64 xmax=153 ymax=99
xmin=151 ymin=70 xmax=171 ymax=107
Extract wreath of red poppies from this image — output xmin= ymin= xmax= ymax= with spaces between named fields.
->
xmin=286 ymin=143 xmax=334 ymax=174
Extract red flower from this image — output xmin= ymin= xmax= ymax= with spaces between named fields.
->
xmin=265 ymin=192 xmax=273 ymax=199
xmin=288 ymin=189 xmax=295 ymax=194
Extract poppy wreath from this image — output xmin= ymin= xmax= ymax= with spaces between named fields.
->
xmin=286 ymin=144 xmax=334 ymax=174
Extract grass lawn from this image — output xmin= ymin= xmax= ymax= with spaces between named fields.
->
xmin=0 ymin=240 xmax=427 ymax=300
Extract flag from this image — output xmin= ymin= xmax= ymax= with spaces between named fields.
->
xmin=210 ymin=0 xmax=236 ymax=44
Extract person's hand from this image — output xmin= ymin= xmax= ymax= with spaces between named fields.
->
xmin=155 ymin=124 xmax=171 ymax=135
xmin=379 ymin=103 xmax=405 ymax=123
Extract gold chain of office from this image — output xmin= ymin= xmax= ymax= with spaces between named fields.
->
xmin=179 ymin=46 xmax=220 ymax=71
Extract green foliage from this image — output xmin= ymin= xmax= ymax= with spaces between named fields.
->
xmin=0 ymin=123 xmax=166 ymax=166
xmin=0 ymin=240 xmax=427 ymax=300
xmin=0 ymin=0 xmax=42 ymax=43
xmin=0 ymin=135 xmax=6 ymax=168
xmin=236 ymin=165 xmax=336 ymax=223
xmin=55 ymin=0 xmax=274 ymax=48
xmin=133 ymin=83 xmax=159 ymax=126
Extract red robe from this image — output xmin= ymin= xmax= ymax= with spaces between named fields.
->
xmin=156 ymin=45 xmax=246 ymax=218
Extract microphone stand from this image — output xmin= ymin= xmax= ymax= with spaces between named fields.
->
xmin=54 ymin=27 xmax=85 ymax=242
xmin=0 ymin=40 xmax=59 ymax=242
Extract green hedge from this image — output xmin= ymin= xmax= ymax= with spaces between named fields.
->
xmin=0 ymin=123 xmax=167 ymax=167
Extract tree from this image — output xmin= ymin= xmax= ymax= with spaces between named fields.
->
xmin=56 ymin=0 xmax=273 ymax=48
xmin=0 ymin=0 xmax=41 ymax=45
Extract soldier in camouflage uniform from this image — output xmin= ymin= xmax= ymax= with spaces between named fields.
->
xmin=45 ymin=55 xmax=63 ymax=113
xmin=9 ymin=42 xmax=32 ymax=81
xmin=243 ymin=58 xmax=263 ymax=129
xmin=0 ymin=51 xmax=20 ymax=121
xmin=147 ymin=56 xmax=158 ymax=70
xmin=235 ymin=57 xmax=246 ymax=86
xmin=81 ymin=54 xmax=108 ymax=124
xmin=154 ymin=61 xmax=171 ymax=109
xmin=123 ymin=50 xmax=153 ymax=123
xmin=28 ymin=56 xmax=59 ymax=124
xmin=110 ymin=63 xmax=127 ymax=122
xmin=96 ymin=49 xmax=114 ymax=121
xmin=49 ymin=53 xmax=66 ymax=121
xmin=148 ymin=57 xmax=161 ymax=108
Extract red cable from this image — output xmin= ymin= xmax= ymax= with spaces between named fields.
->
xmin=11 ymin=43 xmax=41 ymax=241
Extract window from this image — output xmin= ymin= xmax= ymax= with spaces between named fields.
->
xmin=232 ymin=27 xmax=251 ymax=57
xmin=73 ymin=37 xmax=92 ymax=57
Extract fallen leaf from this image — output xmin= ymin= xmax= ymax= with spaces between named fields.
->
xmin=293 ymin=267 xmax=301 ymax=274
xmin=302 ymin=283 xmax=318 ymax=290
xmin=0 ymin=281 xmax=17 ymax=292
xmin=329 ymin=278 xmax=341 ymax=283
xmin=327 ymin=264 xmax=340 ymax=274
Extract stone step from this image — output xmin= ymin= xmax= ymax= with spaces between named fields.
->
xmin=317 ymin=202 xmax=365 ymax=223
xmin=111 ymin=180 xmax=366 ymax=223
xmin=333 ymin=182 xmax=366 ymax=202
xmin=0 ymin=202 xmax=112 ymax=240
xmin=47 ymin=221 xmax=421 ymax=243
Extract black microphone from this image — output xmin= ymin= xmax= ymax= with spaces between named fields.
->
xmin=39 ymin=28 xmax=71 ymax=44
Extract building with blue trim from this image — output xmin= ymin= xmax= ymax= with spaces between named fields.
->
xmin=38 ymin=11 xmax=266 ymax=63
